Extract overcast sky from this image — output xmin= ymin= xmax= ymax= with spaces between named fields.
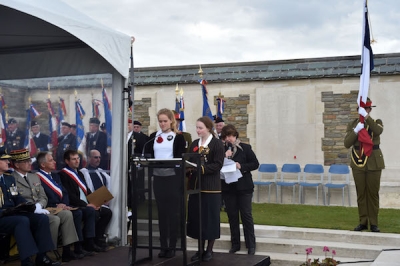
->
xmin=64 ymin=0 xmax=400 ymax=68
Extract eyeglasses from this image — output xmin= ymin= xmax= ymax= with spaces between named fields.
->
xmin=93 ymin=156 xmax=101 ymax=159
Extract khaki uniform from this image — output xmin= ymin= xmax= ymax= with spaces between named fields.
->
xmin=344 ymin=116 xmax=385 ymax=227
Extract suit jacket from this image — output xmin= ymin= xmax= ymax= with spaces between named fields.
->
xmin=56 ymin=133 xmax=77 ymax=169
xmin=344 ymin=116 xmax=385 ymax=170
xmin=37 ymin=170 xmax=70 ymax=207
xmin=33 ymin=133 xmax=49 ymax=152
xmin=221 ymin=142 xmax=259 ymax=193
xmin=59 ymin=167 xmax=92 ymax=208
xmin=13 ymin=171 xmax=48 ymax=208
xmin=86 ymin=131 xmax=108 ymax=169
xmin=187 ymin=137 xmax=225 ymax=192
xmin=5 ymin=129 xmax=25 ymax=151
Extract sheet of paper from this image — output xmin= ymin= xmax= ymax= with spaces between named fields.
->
xmin=221 ymin=158 xmax=237 ymax=173
xmin=86 ymin=185 xmax=114 ymax=207
xmin=222 ymin=170 xmax=243 ymax=184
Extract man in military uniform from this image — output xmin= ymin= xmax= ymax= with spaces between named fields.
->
xmin=5 ymin=118 xmax=25 ymax=152
xmin=11 ymin=149 xmax=81 ymax=262
xmin=56 ymin=122 xmax=77 ymax=170
xmin=214 ymin=116 xmax=225 ymax=139
xmin=86 ymin=118 xmax=108 ymax=170
xmin=0 ymin=147 xmax=60 ymax=266
xmin=344 ymin=97 xmax=384 ymax=233
xmin=127 ymin=119 xmax=149 ymax=206
xmin=31 ymin=121 xmax=50 ymax=153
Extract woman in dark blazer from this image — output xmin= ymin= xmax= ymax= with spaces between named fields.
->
xmin=186 ymin=116 xmax=224 ymax=262
xmin=145 ymin=108 xmax=186 ymax=258
xmin=220 ymin=124 xmax=259 ymax=255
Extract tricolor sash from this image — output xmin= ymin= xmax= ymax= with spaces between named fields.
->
xmin=37 ymin=170 xmax=63 ymax=199
xmin=62 ymin=168 xmax=87 ymax=195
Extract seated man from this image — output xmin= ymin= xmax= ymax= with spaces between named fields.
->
xmin=10 ymin=149 xmax=80 ymax=262
xmin=59 ymin=150 xmax=107 ymax=252
xmin=36 ymin=151 xmax=92 ymax=260
xmin=0 ymin=147 xmax=60 ymax=266
xmin=80 ymin=149 xmax=113 ymax=248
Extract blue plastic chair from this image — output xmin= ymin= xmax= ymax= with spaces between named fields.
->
xmin=324 ymin=164 xmax=351 ymax=206
xmin=299 ymin=164 xmax=325 ymax=205
xmin=276 ymin=164 xmax=301 ymax=204
xmin=253 ymin=164 xmax=277 ymax=203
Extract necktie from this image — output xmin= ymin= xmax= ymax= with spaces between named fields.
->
xmin=0 ymin=175 xmax=4 ymax=185
xmin=23 ymin=176 xmax=28 ymax=182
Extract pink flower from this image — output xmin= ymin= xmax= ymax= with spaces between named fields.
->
xmin=323 ymin=246 xmax=330 ymax=252
xmin=305 ymin=247 xmax=313 ymax=255
xmin=332 ymin=250 xmax=336 ymax=255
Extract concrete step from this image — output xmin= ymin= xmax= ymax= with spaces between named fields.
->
xmin=132 ymin=222 xmax=400 ymax=265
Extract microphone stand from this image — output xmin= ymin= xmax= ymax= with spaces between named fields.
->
xmin=140 ymin=128 xmax=171 ymax=158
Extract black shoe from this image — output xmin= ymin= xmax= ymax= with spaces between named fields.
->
xmin=370 ymin=225 xmax=380 ymax=232
xmin=248 ymin=248 xmax=256 ymax=255
xmin=80 ymin=249 xmax=95 ymax=257
xmin=202 ymin=251 xmax=213 ymax=262
xmin=35 ymin=255 xmax=61 ymax=266
xmin=165 ymin=249 xmax=176 ymax=258
xmin=191 ymin=251 xmax=203 ymax=262
xmin=62 ymin=251 xmax=84 ymax=262
xmin=158 ymin=250 xmax=167 ymax=258
xmin=229 ymin=247 xmax=240 ymax=254
xmin=354 ymin=224 xmax=368 ymax=231
xmin=92 ymin=244 xmax=107 ymax=252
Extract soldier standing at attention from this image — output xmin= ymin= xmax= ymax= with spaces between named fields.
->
xmin=5 ymin=118 xmax=25 ymax=152
xmin=31 ymin=121 xmax=50 ymax=153
xmin=86 ymin=118 xmax=108 ymax=170
xmin=344 ymin=97 xmax=384 ymax=233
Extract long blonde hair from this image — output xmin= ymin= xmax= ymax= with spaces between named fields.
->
xmin=157 ymin=108 xmax=178 ymax=133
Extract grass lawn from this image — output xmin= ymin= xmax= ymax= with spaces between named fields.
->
xmin=138 ymin=200 xmax=400 ymax=234
xmin=220 ymin=203 xmax=400 ymax=233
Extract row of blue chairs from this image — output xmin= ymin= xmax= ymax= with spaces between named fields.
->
xmin=253 ymin=163 xmax=351 ymax=206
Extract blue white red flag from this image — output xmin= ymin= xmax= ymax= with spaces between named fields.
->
xmin=29 ymin=104 xmax=41 ymax=119
xmin=200 ymin=79 xmax=214 ymax=120
xmin=102 ymin=87 xmax=112 ymax=148
xmin=357 ymin=0 xmax=374 ymax=157
xmin=0 ymin=94 xmax=7 ymax=145
xmin=76 ymin=100 xmax=87 ymax=166
xmin=57 ymin=97 xmax=66 ymax=135
xmin=92 ymin=99 xmax=102 ymax=118
xmin=46 ymin=99 xmax=58 ymax=151
xmin=357 ymin=0 xmax=374 ymax=109
xmin=216 ymin=96 xmax=225 ymax=120
xmin=24 ymin=107 xmax=38 ymax=157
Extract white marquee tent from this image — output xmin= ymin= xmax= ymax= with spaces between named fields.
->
xmin=0 ymin=0 xmax=132 ymax=244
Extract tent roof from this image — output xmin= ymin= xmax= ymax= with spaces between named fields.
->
xmin=0 ymin=0 xmax=131 ymax=79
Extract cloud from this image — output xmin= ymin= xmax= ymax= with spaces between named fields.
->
xmin=64 ymin=0 xmax=400 ymax=67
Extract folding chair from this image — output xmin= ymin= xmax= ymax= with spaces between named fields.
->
xmin=299 ymin=164 xmax=325 ymax=205
xmin=276 ymin=164 xmax=301 ymax=204
xmin=253 ymin=164 xmax=277 ymax=203
xmin=324 ymin=164 xmax=351 ymax=206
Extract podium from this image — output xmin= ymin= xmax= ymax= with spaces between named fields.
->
xmin=129 ymin=154 xmax=202 ymax=266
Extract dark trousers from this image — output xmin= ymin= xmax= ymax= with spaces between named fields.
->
xmin=0 ymin=213 xmax=54 ymax=260
xmin=153 ymin=174 xmax=181 ymax=250
xmin=71 ymin=209 xmax=84 ymax=241
xmin=352 ymin=167 xmax=381 ymax=226
xmin=77 ymin=207 xmax=96 ymax=239
xmin=95 ymin=207 xmax=112 ymax=240
xmin=222 ymin=192 xmax=255 ymax=249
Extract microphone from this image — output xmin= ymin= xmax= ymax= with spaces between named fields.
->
xmin=227 ymin=142 xmax=233 ymax=159
xmin=141 ymin=128 xmax=171 ymax=158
